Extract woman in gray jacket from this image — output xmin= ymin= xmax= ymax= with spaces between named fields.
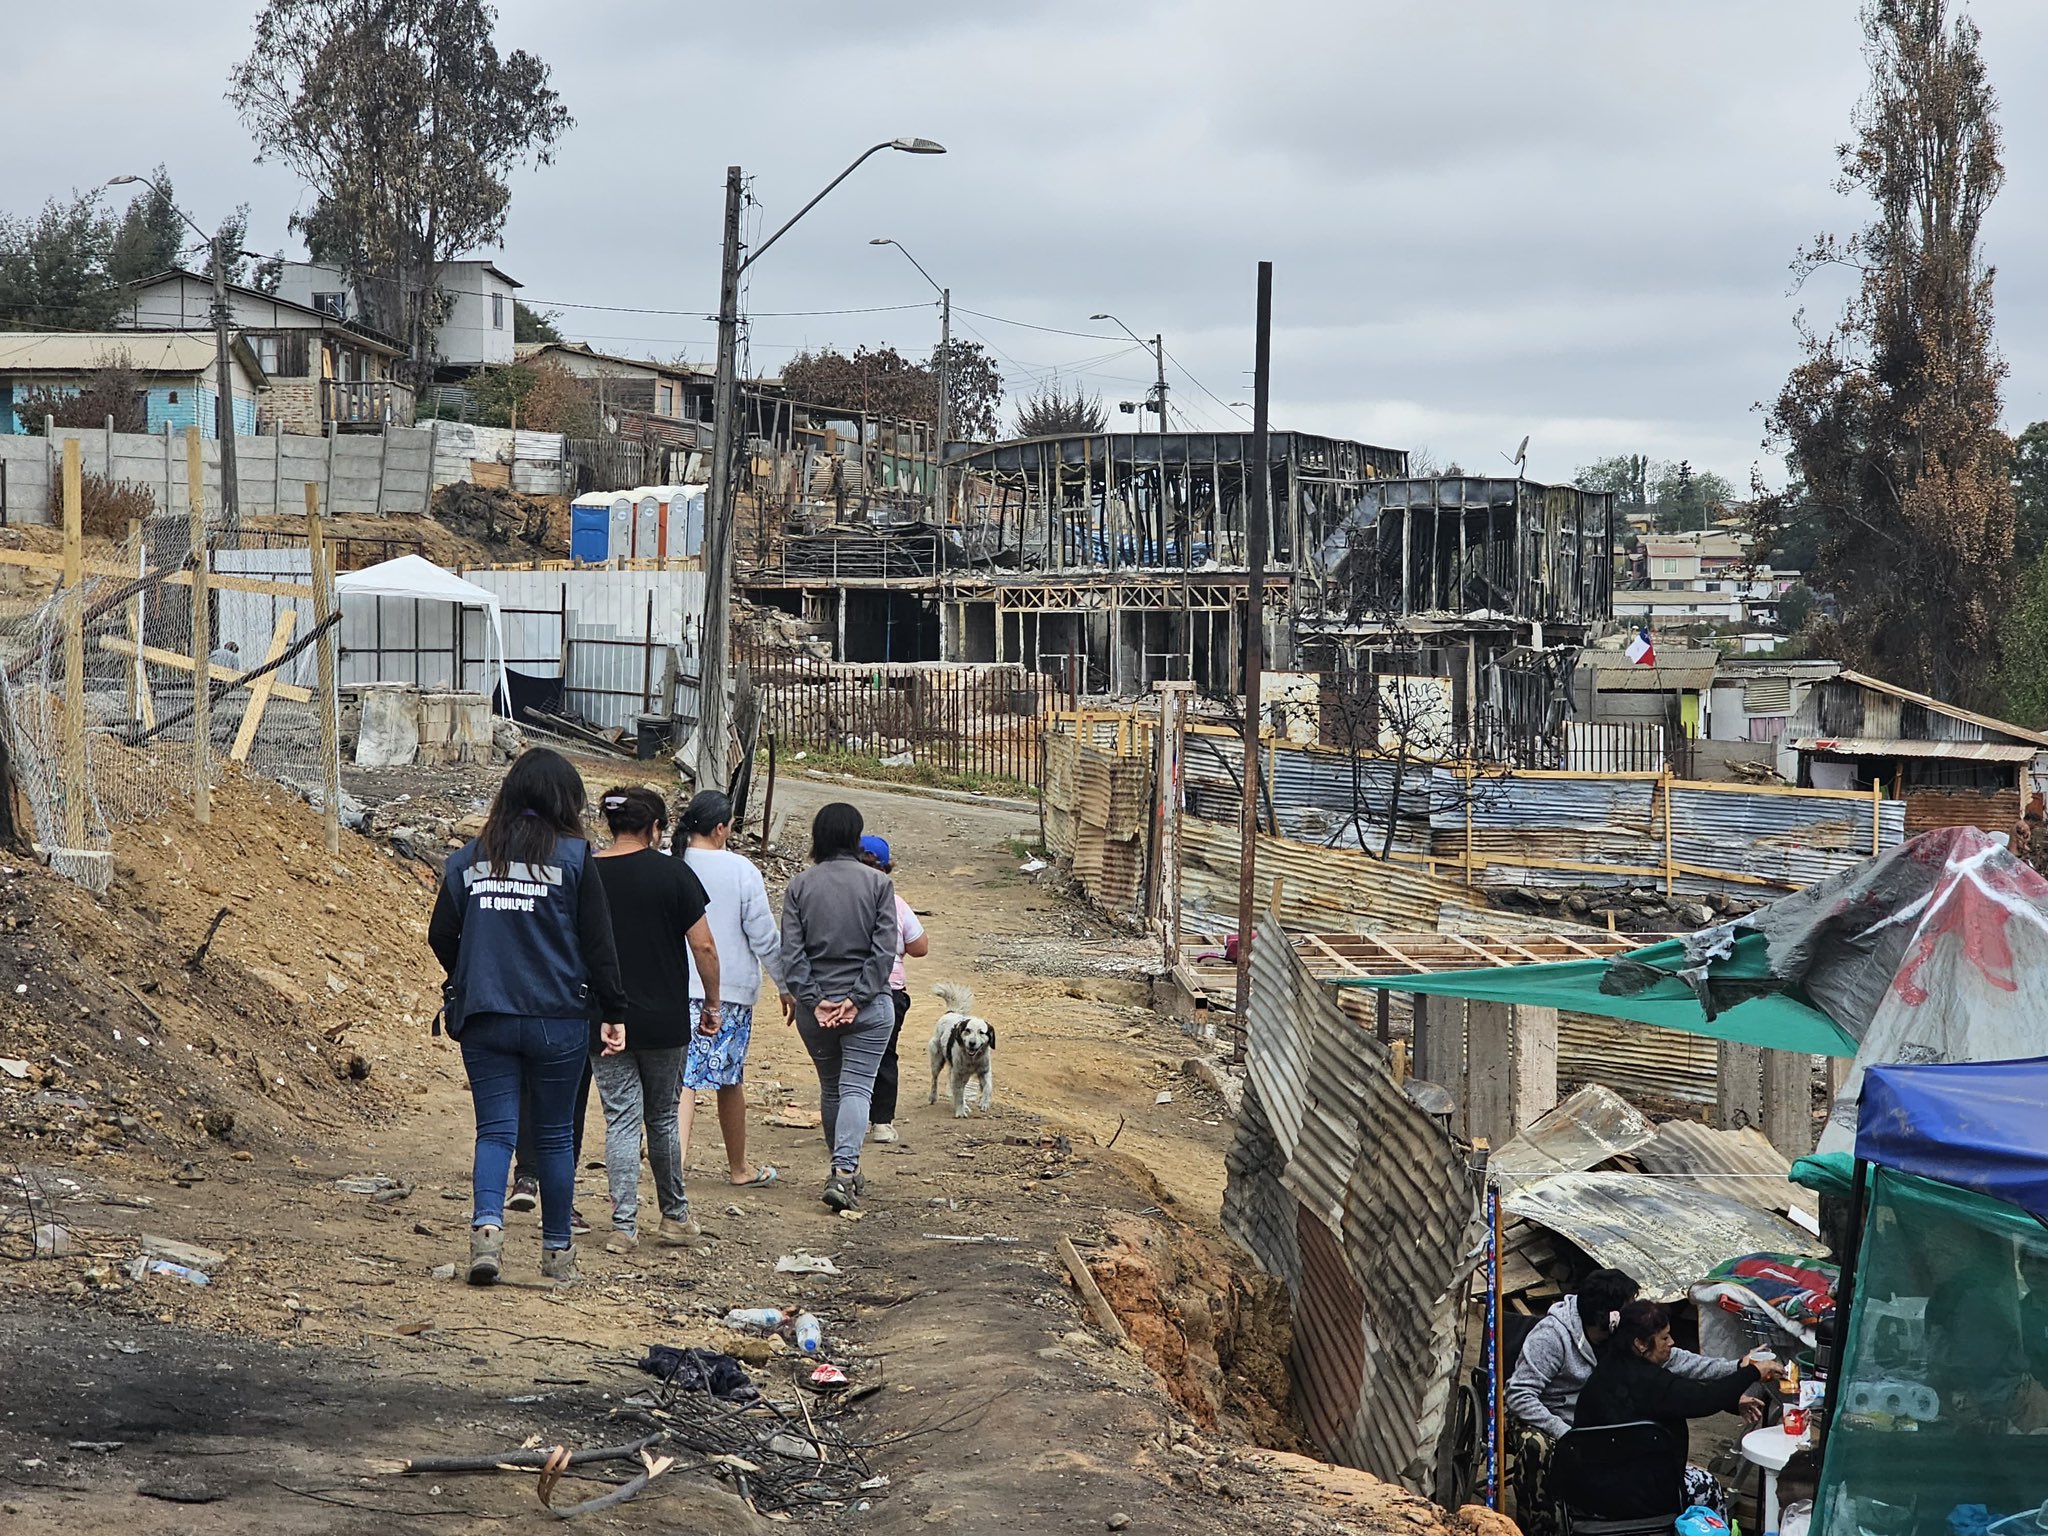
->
xmin=780 ymin=802 xmax=900 ymax=1212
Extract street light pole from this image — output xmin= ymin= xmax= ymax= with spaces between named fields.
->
xmin=695 ymin=139 xmax=946 ymax=795
xmin=109 ymin=175 xmax=240 ymax=529
xmin=869 ymin=238 xmax=949 ymax=521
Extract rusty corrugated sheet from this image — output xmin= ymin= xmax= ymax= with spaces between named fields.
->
xmin=1224 ymin=920 xmax=1485 ymax=1497
xmin=1500 ymin=1172 xmax=1821 ymax=1303
xmin=1491 ymin=1084 xmax=1655 ymax=1179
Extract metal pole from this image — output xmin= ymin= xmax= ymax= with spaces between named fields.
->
xmin=696 ymin=164 xmax=744 ymax=793
xmin=211 ymin=235 xmax=241 ymax=529
xmin=1231 ymin=261 xmax=1272 ymax=1041
xmin=936 ymin=287 xmax=951 ymax=522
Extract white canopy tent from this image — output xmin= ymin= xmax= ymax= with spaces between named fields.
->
xmin=334 ymin=555 xmax=511 ymax=710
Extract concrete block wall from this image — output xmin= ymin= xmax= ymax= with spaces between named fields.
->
xmin=0 ymin=424 xmax=438 ymax=524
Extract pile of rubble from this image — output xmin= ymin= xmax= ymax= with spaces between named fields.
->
xmin=1486 ymin=882 xmax=1762 ymax=934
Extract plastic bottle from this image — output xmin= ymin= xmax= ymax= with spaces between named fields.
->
xmin=145 ymin=1259 xmax=210 ymax=1286
xmin=794 ymin=1313 xmax=824 ymax=1354
xmin=723 ymin=1307 xmax=785 ymax=1332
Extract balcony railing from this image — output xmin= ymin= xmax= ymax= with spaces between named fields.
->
xmin=322 ymin=379 xmax=415 ymax=428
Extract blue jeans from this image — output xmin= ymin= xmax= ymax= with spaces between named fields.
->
xmin=461 ymin=1014 xmax=589 ymax=1250
xmin=794 ymin=995 xmax=898 ymax=1173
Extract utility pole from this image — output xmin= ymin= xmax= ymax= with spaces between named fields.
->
xmin=696 ymin=165 xmax=745 ymax=794
xmin=209 ymin=235 xmax=241 ymax=529
xmin=1232 ymin=260 xmax=1273 ymax=1048
xmin=1150 ymin=334 xmax=1168 ymax=431
xmin=936 ymin=286 xmax=951 ymax=521
xmin=694 ymin=140 xmax=946 ymax=794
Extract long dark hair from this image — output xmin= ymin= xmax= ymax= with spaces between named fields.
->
xmin=480 ymin=748 xmax=587 ymax=870
xmin=599 ymin=785 xmax=667 ymax=840
xmin=681 ymin=790 xmax=733 ymax=839
xmin=810 ymin=801 xmax=864 ymax=863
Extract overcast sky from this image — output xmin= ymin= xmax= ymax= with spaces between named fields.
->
xmin=11 ymin=1 xmax=2048 ymax=486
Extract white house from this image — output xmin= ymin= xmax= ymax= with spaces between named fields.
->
xmin=274 ymin=258 xmax=521 ymax=372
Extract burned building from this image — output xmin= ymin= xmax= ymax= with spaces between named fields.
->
xmin=1298 ymin=476 xmax=1617 ymax=761
xmin=738 ymin=432 xmax=1616 ymax=709
xmin=744 ymin=427 xmax=1406 ymax=693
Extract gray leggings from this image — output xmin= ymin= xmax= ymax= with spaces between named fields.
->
xmin=591 ymin=1047 xmax=689 ymax=1234
xmin=794 ymin=995 xmax=896 ymax=1173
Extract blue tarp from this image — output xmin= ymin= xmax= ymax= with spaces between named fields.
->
xmin=1856 ymin=1057 xmax=2048 ymax=1225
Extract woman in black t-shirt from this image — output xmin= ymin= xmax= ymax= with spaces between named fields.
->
xmin=589 ymin=787 xmax=721 ymax=1252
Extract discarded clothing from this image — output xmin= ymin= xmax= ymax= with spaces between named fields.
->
xmin=638 ymin=1345 xmax=757 ymax=1402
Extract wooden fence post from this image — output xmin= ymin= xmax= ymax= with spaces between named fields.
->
xmin=60 ymin=440 xmax=85 ymax=851
xmin=187 ymin=426 xmax=211 ymax=826
xmin=305 ymin=483 xmax=342 ymax=856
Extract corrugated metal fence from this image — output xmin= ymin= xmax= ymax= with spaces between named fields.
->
xmin=1225 ymin=917 xmax=1484 ymax=1498
xmin=1072 ymin=718 xmax=1905 ymax=902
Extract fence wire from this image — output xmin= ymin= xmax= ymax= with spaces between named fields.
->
xmin=0 ymin=515 xmax=339 ymax=892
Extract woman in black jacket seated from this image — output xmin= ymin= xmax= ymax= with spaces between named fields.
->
xmin=1572 ymin=1300 xmax=1784 ymax=1515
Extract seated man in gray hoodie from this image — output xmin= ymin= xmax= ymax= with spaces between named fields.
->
xmin=1508 ymin=1268 xmax=1760 ymax=1440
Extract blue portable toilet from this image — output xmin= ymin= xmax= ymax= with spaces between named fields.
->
xmin=570 ymin=493 xmax=611 ymax=564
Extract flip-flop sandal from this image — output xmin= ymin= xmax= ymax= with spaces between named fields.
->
xmin=730 ymin=1166 xmax=779 ymax=1188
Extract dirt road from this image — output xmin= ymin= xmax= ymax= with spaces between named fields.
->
xmin=2 ymin=769 xmax=1400 ymax=1534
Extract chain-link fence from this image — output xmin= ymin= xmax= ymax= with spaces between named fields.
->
xmin=0 ymin=507 xmax=339 ymax=893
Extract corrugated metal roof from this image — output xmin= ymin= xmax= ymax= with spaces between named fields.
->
xmin=0 ymin=331 xmax=220 ymax=373
xmin=1226 ymin=918 xmax=1485 ymax=1498
xmin=1500 ymin=1172 xmax=1822 ymax=1302
xmin=1491 ymin=1084 xmax=1656 ymax=1178
xmin=1834 ymin=669 xmax=2048 ymax=749
xmin=1634 ymin=1120 xmax=1815 ymax=1220
xmin=1791 ymin=737 xmax=2038 ymax=762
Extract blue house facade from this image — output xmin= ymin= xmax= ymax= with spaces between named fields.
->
xmin=0 ymin=332 xmax=265 ymax=438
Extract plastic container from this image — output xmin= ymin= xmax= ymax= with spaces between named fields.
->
xmin=723 ymin=1307 xmax=785 ymax=1332
xmin=794 ymin=1313 xmax=824 ymax=1354
xmin=570 ymin=494 xmax=611 ymax=564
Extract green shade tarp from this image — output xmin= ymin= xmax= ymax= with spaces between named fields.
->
xmin=1333 ymin=933 xmax=1858 ymax=1057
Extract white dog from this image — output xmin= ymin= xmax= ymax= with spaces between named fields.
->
xmin=927 ymin=982 xmax=996 ymax=1118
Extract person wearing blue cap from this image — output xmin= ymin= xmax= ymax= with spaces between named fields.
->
xmin=857 ymin=833 xmax=928 ymax=1143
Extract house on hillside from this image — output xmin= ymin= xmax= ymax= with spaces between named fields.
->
xmin=1789 ymin=670 xmax=2048 ymax=833
xmin=117 ymin=269 xmax=409 ymax=433
xmin=0 ymin=331 xmax=264 ymax=437
xmin=514 ymin=342 xmax=715 ymax=445
xmin=273 ymin=258 xmax=522 ymax=372
xmin=1705 ymin=656 xmax=1843 ymax=780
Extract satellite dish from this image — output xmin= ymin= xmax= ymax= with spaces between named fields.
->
xmin=603 ymin=414 xmax=620 ymax=435
xmin=1502 ymin=434 xmax=1530 ymax=472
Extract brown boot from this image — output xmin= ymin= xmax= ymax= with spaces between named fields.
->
xmin=467 ymin=1224 xmax=504 ymax=1286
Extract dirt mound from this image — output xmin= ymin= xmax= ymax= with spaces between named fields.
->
xmin=1079 ymin=1197 xmax=1303 ymax=1450
xmin=1248 ymin=1450 xmax=1523 ymax=1536
xmin=430 ymin=482 xmax=567 ymax=562
xmin=0 ymin=764 xmax=448 ymax=1186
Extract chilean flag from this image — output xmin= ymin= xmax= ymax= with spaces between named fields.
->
xmin=1625 ymin=626 xmax=1656 ymax=666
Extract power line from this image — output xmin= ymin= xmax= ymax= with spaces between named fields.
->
xmin=953 ymin=305 xmax=1126 ymax=342
xmin=1162 ymin=343 xmax=1252 ymax=427
xmin=522 ymin=296 xmax=935 ymax=320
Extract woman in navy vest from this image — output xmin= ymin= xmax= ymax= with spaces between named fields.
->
xmin=430 ymin=749 xmax=629 ymax=1286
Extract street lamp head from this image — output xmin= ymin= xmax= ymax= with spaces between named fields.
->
xmin=106 ymin=175 xmax=141 ymax=187
xmin=889 ymin=137 xmax=947 ymax=155
xmin=869 ymin=238 xmax=895 ymax=246
xmin=1089 ymin=313 xmax=1112 ymax=321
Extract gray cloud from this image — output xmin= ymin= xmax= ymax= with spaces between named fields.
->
xmin=6 ymin=1 xmax=2048 ymax=484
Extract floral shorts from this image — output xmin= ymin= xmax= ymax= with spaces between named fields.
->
xmin=683 ymin=1001 xmax=754 ymax=1089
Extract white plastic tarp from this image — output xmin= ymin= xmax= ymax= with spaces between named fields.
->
xmin=335 ymin=555 xmax=510 ymax=710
